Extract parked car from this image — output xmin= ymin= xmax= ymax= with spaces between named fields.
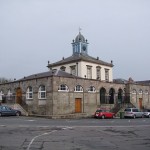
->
xmin=124 ymin=108 xmax=144 ymax=119
xmin=143 ymin=109 xmax=150 ymax=118
xmin=94 ymin=108 xmax=115 ymax=119
xmin=0 ymin=106 xmax=21 ymax=116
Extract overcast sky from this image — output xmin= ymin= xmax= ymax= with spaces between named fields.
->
xmin=0 ymin=0 xmax=150 ymax=81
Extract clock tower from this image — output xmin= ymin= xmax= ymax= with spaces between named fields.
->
xmin=72 ymin=32 xmax=89 ymax=55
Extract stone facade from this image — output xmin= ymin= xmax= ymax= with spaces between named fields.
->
xmin=0 ymin=32 xmax=150 ymax=117
xmin=0 ymin=72 xmax=150 ymax=117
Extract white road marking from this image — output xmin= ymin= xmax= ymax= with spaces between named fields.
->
xmin=26 ymin=120 xmax=35 ymax=122
xmin=0 ymin=125 xmax=6 ymax=127
xmin=38 ymin=126 xmax=50 ymax=128
xmin=72 ymin=125 xmax=150 ymax=128
xmin=19 ymin=125 xmax=29 ymax=128
xmin=26 ymin=126 xmax=72 ymax=150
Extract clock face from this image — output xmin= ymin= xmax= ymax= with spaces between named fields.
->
xmin=82 ymin=45 xmax=86 ymax=51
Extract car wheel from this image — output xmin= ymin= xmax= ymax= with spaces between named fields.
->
xmin=149 ymin=115 xmax=150 ymax=118
xmin=16 ymin=112 xmax=20 ymax=116
xmin=112 ymin=115 xmax=115 ymax=119
xmin=0 ymin=113 xmax=2 ymax=117
xmin=133 ymin=115 xmax=136 ymax=119
xmin=101 ymin=115 xmax=105 ymax=119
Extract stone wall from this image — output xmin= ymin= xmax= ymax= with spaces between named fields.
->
xmin=0 ymin=76 xmax=150 ymax=116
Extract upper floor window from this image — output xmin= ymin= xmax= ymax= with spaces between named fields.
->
xmin=38 ymin=85 xmax=46 ymax=99
xmin=26 ymin=86 xmax=33 ymax=99
xmin=96 ymin=66 xmax=101 ymax=80
xmin=87 ymin=66 xmax=92 ymax=79
xmin=70 ymin=65 xmax=76 ymax=76
xmin=60 ymin=66 xmax=66 ymax=71
xmin=58 ymin=84 xmax=69 ymax=92
xmin=88 ymin=86 xmax=96 ymax=93
xmin=105 ymin=69 xmax=109 ymax=81
xmin=74 ymin=85 xmax=83 ymax=92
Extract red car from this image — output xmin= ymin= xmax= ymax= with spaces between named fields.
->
xmin=94 ymin=109 xmax=115 ymax=119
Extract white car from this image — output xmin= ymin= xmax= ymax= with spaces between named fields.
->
xmin=124 ymin=108 xmax=144 ymax=119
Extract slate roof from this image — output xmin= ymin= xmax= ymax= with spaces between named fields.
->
xmin=135 ymin=80 xmax=150 ymax=85
xmin=113 ymin=78 xmax=128 ymax=84
xmin=17 ymin=70 xmax=80 ymax=81
xmin=48 ymin=53 xmax=113 ymax=68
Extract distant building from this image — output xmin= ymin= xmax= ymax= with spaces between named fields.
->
xmin=0 ymin=32 xmax=149 ymax=118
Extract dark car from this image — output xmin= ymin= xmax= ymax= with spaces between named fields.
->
xmin=94 ymin=108 xmax=115 ymax=119
xmin=0 ymin=106 xmax=21 ymax=116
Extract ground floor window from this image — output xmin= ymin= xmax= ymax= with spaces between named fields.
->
xmin=38 ymin=85 xmax=46 ymax=99
xmin=58 ymin=84 xmax=69 ymax=92
xmin=74 ymin=85 xmax=83 ymax=92
xmin=26 ymin=86 xmax=33 ymax=99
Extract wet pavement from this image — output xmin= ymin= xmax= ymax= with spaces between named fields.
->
xmin=0 ymin=117 xmax=150 ymax=150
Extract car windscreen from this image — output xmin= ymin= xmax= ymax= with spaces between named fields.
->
xmin=124 ymin=109 xmax=131 ymax=112
xmin=96 ymin=110 xmax=102 ymax=112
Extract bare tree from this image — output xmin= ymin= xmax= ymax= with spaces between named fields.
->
xmin=0 ymin=77 xmax=13 ymax=84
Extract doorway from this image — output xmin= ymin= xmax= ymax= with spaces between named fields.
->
xmin=75 ymin=98 xmax=82 ymax=113
xmin=139 ymin=98 xmax=143 ymax=110
xmin=16 ymin=88 xmax=22 ymax=104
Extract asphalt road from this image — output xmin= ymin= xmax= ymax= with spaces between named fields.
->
xmin=0 ymin=116 xmax=150 ymax=150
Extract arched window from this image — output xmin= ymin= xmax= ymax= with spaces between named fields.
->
xmin=109 ymin=88 xmax=115 ymax=104
xmin=0 ymin=90 xmax=6 ymax=103
xmin=0 ymin=90 xmax=4 ymax=101
xmin=132 ymin=89 xmax=136 ymax=94
xmin=118 ymin=89 xmax=123 ymax=103
xmin=38 ymin=85 xmax=46 ymax=99
xmin=26 ymin=86 xmax=33 ymax=99
xmin=139 ymin=89 xmax=143 ymax=94
xmin=7 ymin=89 xmax=12 ymax=101
xmin=100 ymin=87 xmax=106 ymax=104
xmin=88 ymin=86 xmax=96 ymax=93
xmin=58 ymin=84 xmax=69 ymax=92
xmin=145 ymin=90 xmax=148 ymax=94
xmin=74 ymin=85 xmax=83 ymax=92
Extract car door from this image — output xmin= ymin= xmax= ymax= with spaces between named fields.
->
xmin=6 ymin=107 xmax=15 ymax=116
xmin=135 ymin=109 xmax=141 ymax=117
xmin=1 ymin=106 xmax=9 ymax=116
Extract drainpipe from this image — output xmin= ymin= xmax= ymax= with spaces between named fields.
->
xmin=51 ymin=74 xmax=54 ymax=116
xmin=76 ymin=62 xmax=78 ymax=76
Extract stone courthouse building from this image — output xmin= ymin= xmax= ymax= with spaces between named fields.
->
xmin=0 ymin=32 xmax=150 ymax=117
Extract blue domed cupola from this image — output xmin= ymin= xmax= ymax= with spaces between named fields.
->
xmin=72 ymin=32 xmax=89 ymax=55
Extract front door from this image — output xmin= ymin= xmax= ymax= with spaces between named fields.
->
xmin=139 ymin=98 xmax=143 ymax=110
xmin=16 ymin=88 xmax=22 ymax=104
xmin=75 ymin=98 xmax=82 ymax=113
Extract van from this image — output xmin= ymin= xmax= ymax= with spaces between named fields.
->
xmin=124 ymin=108 xmax=144 ymax=119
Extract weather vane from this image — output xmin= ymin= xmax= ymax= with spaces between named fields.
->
xmin=79 ymin=27 xmax=82 ymax=33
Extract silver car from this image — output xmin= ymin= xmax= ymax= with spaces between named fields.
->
xmin=124 ymin=108 xmax=144 ymax=119
xmin=143 ymin=109 xmax=150 ymax=118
